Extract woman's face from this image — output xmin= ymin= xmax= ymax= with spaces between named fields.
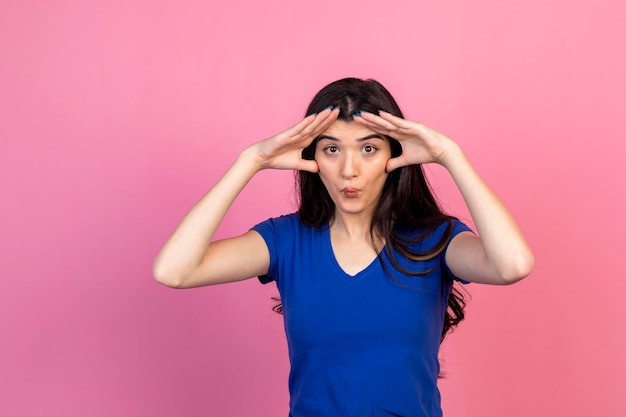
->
xmin=315 ymin=120 xmax=392 ymax=219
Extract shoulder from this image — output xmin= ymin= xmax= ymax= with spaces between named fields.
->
xmin=251 ymin=213 xmax=320 ymax=240
xmin=395 ymin=218 xmax=474 ymax=246
xmin=449 ymin=219 xmax=474 ymax=236
xmin=252 ymin=212 xmax=303 ymax=231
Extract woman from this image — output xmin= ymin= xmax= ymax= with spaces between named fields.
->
xmin=153 ymin=78 xmax=534 ymax=417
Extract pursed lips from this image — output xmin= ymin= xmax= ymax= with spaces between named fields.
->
xmin=341 ymin=186 xmax=360 ymax=198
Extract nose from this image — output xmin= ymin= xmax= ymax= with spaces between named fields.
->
xmin=341 ymin=152 xmax=359 ymax=178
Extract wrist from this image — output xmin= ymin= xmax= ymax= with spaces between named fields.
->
xmin=238 ymin=144 xmax=266 ymax=173
xmin=437 ymin=141 xmax=465 ymax=169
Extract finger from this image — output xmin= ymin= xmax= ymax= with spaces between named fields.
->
xmin=386 ymin=156 xmax=409 ymax=173
xmin=296 ymin=159 xmax=319 ymax=173
xmin=356 ymin=111 xmax=403 ymax=133
xmin=282 ymin=113 xmax=318 ymax=139
xmin=311 ymin=107 xmax=340 ymax=132
xmin=353 ymin=118 xmax=391 ymax=134
xmin=291 ymin=107 xmax=335 ymax=135
xmin=355 ymin=121 xmax=394 ymax=138
xmin=277 ymin=110 xmax=331 ymax=150
xmin=377 ymin=110 xmax=413 ymax=128
xmin=354 ymin=110 xmax=386 ymax=125
xmin=353 ymin=113 xmax=393 ymax=134
xmin=299 ymin=107 xmax=338 ymax=138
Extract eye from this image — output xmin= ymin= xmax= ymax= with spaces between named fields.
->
xmin=362 ymin=145 xmax=377 ymax=154
xmin=324 ymin=145 xmax=339 ymax=154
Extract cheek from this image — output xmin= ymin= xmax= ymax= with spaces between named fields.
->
xmin=316 ymin=167 xmax=332 ymax=189
xmin=373 ymin=171 xmax=389 ymax=185
xmin=371 ymin=157 xmax=390 ymax=175
xmin=315 ymin=156 xmax=334 ymax=176
xmin=314 ymin=162 xmax=337 ymax=194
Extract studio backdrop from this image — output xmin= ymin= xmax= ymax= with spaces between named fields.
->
xmin=1 ymin=1 xmax=624 ymax=416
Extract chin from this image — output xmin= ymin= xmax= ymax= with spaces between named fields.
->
xmin=335 ymin=202 xmax=374 ymax=216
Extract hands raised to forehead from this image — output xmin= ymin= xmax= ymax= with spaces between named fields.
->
xmin=252 ymin=107 xmax=458 ymax=174
xmin=252 ymin=107 xmax=340 ymax=173
xmin=354 ymin=111 xmax=457 ymax=172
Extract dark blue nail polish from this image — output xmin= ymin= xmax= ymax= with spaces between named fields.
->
xmin=353 ymin=112 xmax=361 ymax=117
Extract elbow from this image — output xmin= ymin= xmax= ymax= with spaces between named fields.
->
xmin=498 ymin=251 xmax=535 ymax=285
xmin=152 ymin=261 xmax=187 ymax=289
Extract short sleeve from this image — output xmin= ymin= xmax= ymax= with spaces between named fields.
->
xmin=251 ymin=217 xmax=280 ymax=284
xmin=443 ymin=220 xmax=475 ymax=284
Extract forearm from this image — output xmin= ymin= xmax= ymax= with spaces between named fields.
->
xmin=441 ymin=145 xmax=534 ymax=282
xmin=153 ymin=146 xmax=262 ymax=287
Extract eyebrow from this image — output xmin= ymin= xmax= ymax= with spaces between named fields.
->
xmin=317 ymin=134 xmax=385 ymax=142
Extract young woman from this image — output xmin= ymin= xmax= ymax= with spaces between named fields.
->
xmin=153 ymin=78 xmax=534 ymax=417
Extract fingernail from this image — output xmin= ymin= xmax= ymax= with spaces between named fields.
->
xmin=378 ymin=109 xmax=385 ymax=114
xmin=323 ymin=106 xmax=333 ymax=111
xmin=353 ymin=112 xmax=361 ymax=117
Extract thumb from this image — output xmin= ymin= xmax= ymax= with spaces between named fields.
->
xmin=297 ymin=160 xmax=319 ymax=173
xmin=386 ymin=157 xmax=404 ymax=173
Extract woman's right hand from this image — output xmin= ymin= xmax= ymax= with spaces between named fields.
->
xmin=250 ymin=107 xmax=339 ymax=172
xmin=153 ymin=107 xmax=339 ymax=288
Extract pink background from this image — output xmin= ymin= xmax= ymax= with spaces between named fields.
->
xmin=1 ymin=1 xmax=625 ymax=416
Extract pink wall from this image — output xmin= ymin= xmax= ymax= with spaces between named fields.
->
xmin=1 ymin=1 xmax=624 ymax=416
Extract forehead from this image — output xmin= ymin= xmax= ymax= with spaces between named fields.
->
xmin=318 ymin=120 xmax=379 ymax=141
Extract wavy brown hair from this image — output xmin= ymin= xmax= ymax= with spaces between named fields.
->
xmin=276 ymin=78 xmax=468 ymax=344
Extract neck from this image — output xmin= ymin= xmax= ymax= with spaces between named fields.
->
xmin=330 ymin=211 xmax=374 ymax=240
xmin=330 ymin=212 xmax=386 ymax=253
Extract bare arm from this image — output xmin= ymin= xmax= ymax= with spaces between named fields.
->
xmin=153 ymin=108 xmax=339 ymax=288
xmin=355 ymin=111 xmax=534 ymax=285
xmin=437 ymin=146 xmax=534 ymax=285
xmin=152 ymin=150 xmax=268 ymax=288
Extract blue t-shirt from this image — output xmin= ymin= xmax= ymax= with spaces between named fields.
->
xmin=252 ymin=214 xmax=472 ymax=417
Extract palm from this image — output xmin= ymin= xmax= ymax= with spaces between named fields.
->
xmin=355 ymin=111 xmax=452 ymax=172
xmin=254 ymin=108 xmax=339 ymax=172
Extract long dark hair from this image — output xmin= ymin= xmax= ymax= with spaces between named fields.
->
xmin=278 ymin=78 xmax=467 ymax=343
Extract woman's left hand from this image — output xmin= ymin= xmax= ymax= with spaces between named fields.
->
xmin=357 ymin=110 xmax=534 ymax=285
xmin=355 ymin=110 xmax=458 ymax=172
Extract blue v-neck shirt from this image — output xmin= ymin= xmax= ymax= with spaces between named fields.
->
xmin=253 ymin=214 xmax=472 ymax=417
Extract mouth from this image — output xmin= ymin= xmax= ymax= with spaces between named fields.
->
xmin=341 ymin=187 xmax=360 ymax=198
